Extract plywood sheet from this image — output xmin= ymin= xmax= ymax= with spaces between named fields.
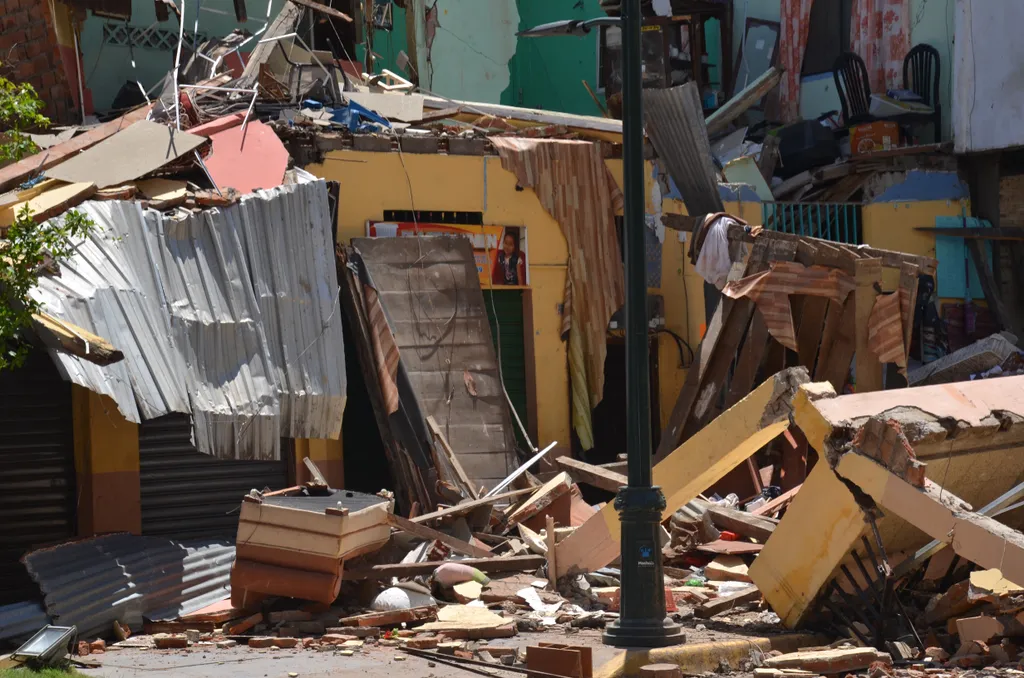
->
xmin=46 ymin=120 xmax=206 ymax=188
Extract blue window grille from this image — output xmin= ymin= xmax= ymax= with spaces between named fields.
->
xmin=761 ymin=202 xmax=862 ymax=245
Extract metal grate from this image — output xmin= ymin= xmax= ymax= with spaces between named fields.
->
xmin=102 ymin=22 xmax=209 ymax=51
xmin=762 ymin=202 xmax=862 ymax=245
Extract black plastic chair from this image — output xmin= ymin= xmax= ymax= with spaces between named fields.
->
xmin=833 ymin=52 xmax=874 ymax=125
xmin=903 ymin=43 xmax=942 ymax=141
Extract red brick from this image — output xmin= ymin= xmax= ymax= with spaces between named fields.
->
xmin=405 ymin=637 xmax=439 ymax=650
xmin=89 ymin=640 xmax=106 ymax=652
xmin=248 ymin=637 xmax=276 ymax=649
xmin=154 ymin=634 xmax=188 ymax=650
xmin=273 ymin=637 xmax=299 ymax=649
xmin=227 ymin=613 xmax=263 ymax=636
xmin=322 ymin=634 xmax=359 ymax=645
xmin=76 ymin=641 xmax=91 ymax=657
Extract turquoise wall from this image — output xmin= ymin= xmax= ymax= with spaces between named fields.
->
xmin=504 ymin=0 xmax=606 ymax=115
xmin=735 ymin=0 xmax=953 ymax=138
xmin=80 ymin=0 xmax=286 ymax=111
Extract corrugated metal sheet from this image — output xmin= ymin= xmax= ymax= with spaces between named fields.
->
xmin=643 ymin=82 xmax=725 ymax=218
xmin=31 ymin=171 xmax=346 ymax=460
xmin=0 ymin=351 xmax=76 ymax=605
xmin=352 ymin=236 xmax=520 ymax=491
xmin=22 ymin=534 xmax=236 ymax=638
xmin=140 ymin=414 xmax=288 ymax=539
xmin=0 ymin=600 xmax=50 ymax=643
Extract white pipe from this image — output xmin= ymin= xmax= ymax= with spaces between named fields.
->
xmin=173 ymin=0 xmax=187 ymax=129
xmin=484 ymin=441 xmax=558 ymax=497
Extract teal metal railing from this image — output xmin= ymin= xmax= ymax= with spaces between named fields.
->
xmin=761 ymin=202 xmax=861 ymax=244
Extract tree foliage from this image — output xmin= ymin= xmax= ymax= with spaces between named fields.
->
xmin=0 ymin=63 xmax=95 ymax=370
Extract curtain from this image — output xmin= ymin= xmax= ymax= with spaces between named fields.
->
xmin=851 ymin=0 xmax=911 ymax=93
xmin=780 ymin=0 xmax=816 ymax=122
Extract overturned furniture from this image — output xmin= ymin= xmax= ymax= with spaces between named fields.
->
xmin=231 ymin=486 xmax=392 ymax=606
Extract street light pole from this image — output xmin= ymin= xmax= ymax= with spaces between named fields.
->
xmin=602 ymin=0 xmax=685 ymax=648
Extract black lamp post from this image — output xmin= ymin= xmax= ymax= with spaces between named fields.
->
xmin=519 ymin=0 xmax=685 ymax=649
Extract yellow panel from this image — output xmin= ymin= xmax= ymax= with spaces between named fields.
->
xmin=862 ymin=199 xmax=969 ymax=289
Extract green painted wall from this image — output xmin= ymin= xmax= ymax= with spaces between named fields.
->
xmin=504 ymin=0 xmax=606 ymax=115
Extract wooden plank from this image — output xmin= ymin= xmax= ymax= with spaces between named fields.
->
xmin=427 ymin=415 xmax=479 ymax=500
xmin=339 ymin=606 xmax=437 ymax=627
xmin=504 ymin=472 xmax=573 ymax=527
xmin=821 ymin=299 xmax=857 ymax=393
xmin=966 ymin=239 xmax=1010 ymax=332
xmin=695 ymin=586 xmax=762 ymax=618
xmin=554 ymin=369 xmax=805 ymax=578
xmin=725 ymin=311 xmax=771 ymax=409
xmin=695 ymin=540 xmax=763 ymax=555
xmin=545 ymin=514 xmax=558 ymax=588
xmin=556 ymin=457 xmax=626 ymax=493
xmin=31 ymin=313 xmax=124 ymax=366
xmin=898 ymin=263 xmax=920 ymax=370
xmin=699 ymin=502 xmax=777 ymax=542
xmin=385 ymin=512 xmax=494 ymax=558
xmin=706 ymin=67 xmax=783 ymax=136
xmin=813 ymin=301 xmax=844 ymax=382
xmin=854 ymin=258 xmax=884 ymax=393
xmin=411 ymin=487 xmax=535 ymax=525
xmin=342 ymin=554 xmax=545 ymax=581
xmin=751 ymin=485 xmax=801 ymax=517
xmin=794 ymin=297 xmax=829 ymax=372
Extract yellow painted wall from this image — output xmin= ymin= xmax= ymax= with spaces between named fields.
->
xmin=308 ymin=148 xmax=963 ymax=461
xmin=72 ymin=385 xmax=141 ymax=535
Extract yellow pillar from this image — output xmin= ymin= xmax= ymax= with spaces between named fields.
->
xmin=72 ymin=386 xmax=141 ymax=536
xmin=294 ymin=438 xmax=344 ymax=488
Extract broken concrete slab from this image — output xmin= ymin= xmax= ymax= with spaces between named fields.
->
xmin=555 ymin=368 xmax=809 ymax=578
xmin=763 ymin=647 xmax=891 ymax=674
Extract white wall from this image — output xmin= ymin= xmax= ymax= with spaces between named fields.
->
xmin=953 ymin=0 xmax=1024 ymax=153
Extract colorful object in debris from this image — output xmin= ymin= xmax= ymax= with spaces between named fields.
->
xmin=330 ymin=100 xmax=392 ymax=132
xmin=196 ymin=118 xmax=289 ymax=195
xmin=432 ymin=562 xmax=492 ymax=588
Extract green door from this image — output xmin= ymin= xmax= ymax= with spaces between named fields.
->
xmin=483 ymin=290 xmax=530 ymax=451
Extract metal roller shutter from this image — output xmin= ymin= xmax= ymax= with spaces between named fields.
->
xmin=139 ymin=415 xmax=289 ymax=539
xmin=0 ymin=352 xmax=76 ymax=604
xmin=483 ymin=290 xmax=530 ymax=451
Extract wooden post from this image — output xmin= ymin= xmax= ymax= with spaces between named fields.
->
xmin=854 ymin=258 xmax=884 ymax=393
xmin=545 ymin=514 xmax=558 ymax=588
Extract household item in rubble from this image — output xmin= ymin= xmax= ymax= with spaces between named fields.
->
xmin=850 ymin=121 xmax=900 ymax=156
xmin=230 ymin=487 xmax=392 ymax=606
xmin=775 ymin=117 xmax=840 ymax=178
xmin=833 ymin=51 xmax=873 ymax=125
xmin=903 ymin=43 xmax=942 ymax=142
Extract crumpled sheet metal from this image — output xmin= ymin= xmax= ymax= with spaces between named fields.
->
xmin=0 ymin=600 xmax=50 ymax=643
xmin=22 ymin=534 xmax=236 ymax=639
xmin=722 ymin=261 xmax=856 ymax=351
xmin=32 ymin=171 xmax=346 ymax=460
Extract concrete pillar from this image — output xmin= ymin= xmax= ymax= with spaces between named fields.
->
xmin=294 ymin=438 xmax=345 ymax=488
xmin=72 ymin=386 xmax=141 ymax=536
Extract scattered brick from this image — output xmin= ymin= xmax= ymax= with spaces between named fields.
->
xmin=216 ymin=640 xmax=238 ymax=649
xmin=325 ymin=626 xmax=379 ymax=638
xmin=89 ymin=639 xmax=106 ymax=652
xmin=154 ymin=634 xmax=189 ymax=650
xmin=273 ymin=637 xmax=300 ymax=649
xmin=77 ymin=641 xmax=91 ymax=657
xmin=227 ymin=613 xmax=263 ymax=635
xmin=248 ymin=637 xmax=276 ymax=649
xmin=405 ymin=637 xmax=438 ymax=650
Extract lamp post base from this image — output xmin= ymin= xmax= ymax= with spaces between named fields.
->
xmin=602 ymin=486 xmax=686 ymax=648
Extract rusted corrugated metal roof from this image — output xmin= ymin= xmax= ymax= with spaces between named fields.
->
xmin=643 ymin=82 xmax=725 ymax=218
xmin=351 ymin=236 xmax=520 ymax=491
xmin=31 ymin=171 xmax=346 ymax=461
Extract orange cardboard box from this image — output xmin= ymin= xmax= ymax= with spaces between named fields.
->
xmin=850 ymin=121 xmax=900 ymax=156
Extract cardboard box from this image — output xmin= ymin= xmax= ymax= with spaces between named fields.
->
xmin=850 ymin=121 xmax=900 ymax=156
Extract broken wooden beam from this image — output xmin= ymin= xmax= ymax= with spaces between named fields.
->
xmin=697 ymin=501 xmax=776 ymax=542
xmin=554 ymin=368 xmax=808 ymax=578
xmin=556 ymin=456 xmax=626 ymax=493
xmin=341 ymin=554 xmax=545 ymax=581
xmin=695 ymin=586 xmax=762 ymax=619
xmin=31 ymin=312 xmax=124 ymax=366
xmin=289 ymin=0 xmax=352 ymax=22
xmin=706 ymin=66 xmax=784 ymax=136
xmin=385 ymin=512 xmax=494 ymax=559
xmin=411 ymin=487 xmax=535 ymax=525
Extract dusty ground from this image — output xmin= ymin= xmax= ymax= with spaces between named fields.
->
xmin=84 ymin=612 xmax=784 ymax=678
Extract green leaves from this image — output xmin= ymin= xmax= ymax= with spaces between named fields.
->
xmin=0 ymin=60 xmax=49 ymax=162
xmin=1 ymin=207 xmax=96 ymax=371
